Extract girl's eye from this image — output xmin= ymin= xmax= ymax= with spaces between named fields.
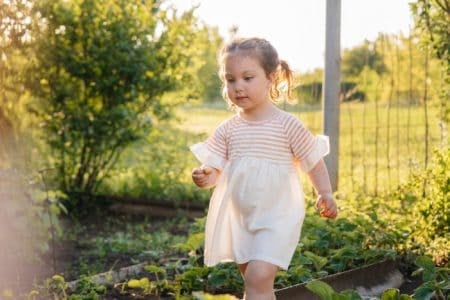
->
xmin=244 ymin=77 xmax=253 ymax=81
xmin=226 ymin=78 xmax=235 ymax=83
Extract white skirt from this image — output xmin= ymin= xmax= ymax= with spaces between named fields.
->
xmin=192 ymin=145 xmax=306 ymax=270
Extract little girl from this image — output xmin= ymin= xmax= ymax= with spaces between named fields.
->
xmin=191 ymin=37 xmax=337 ymax=300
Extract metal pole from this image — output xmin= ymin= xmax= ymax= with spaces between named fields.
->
xmin=323 ymin=0 xmax=341 ymax=191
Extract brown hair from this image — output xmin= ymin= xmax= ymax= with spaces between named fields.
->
xmin=218 ymin=37 xmax=295 ymax=104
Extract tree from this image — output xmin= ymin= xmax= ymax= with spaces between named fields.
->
xmin=196 ymin=25 xmax=223 ymax=103
xmin=410 ymin=0 xmax=449 ymax=121
xmin=26 ymin=0 xmax=205 ymax=206
xmin=0 ymin=0 xmax=34 ymax=169
xmin=341 ymin=40 xmax=387 ymax=80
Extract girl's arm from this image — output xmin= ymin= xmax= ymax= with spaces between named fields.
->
xmin=192 ymin=165 xmax=220 ymax=189
xmin=307 ymin=159 xmax=338 ymax=219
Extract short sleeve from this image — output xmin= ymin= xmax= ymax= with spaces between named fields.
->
xmin=284 ymin=115 xmax=330 ymax=172
xmin=190 ymin=122 xmax=228 ymax=171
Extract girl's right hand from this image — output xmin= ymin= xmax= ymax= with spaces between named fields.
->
xmin=191 ymin=166 xmax=219 ymax=189
xmin=316 ymin=193 xmax=338 ymax=219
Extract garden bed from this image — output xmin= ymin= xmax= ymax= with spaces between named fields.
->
xmin=62 ymin=258 xmax=423 ymax=299
xmin=12 ymin=197 xmax=443 ymax=299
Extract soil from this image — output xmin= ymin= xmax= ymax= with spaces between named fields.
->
xmin=53 ymin=209 xmax=193 ymax=280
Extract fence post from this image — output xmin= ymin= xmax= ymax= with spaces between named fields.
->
xmin=323 ymin=0 xmax=341 ymax=192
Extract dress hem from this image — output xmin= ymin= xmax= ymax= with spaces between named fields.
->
xmin=205 ymin=256 xmax=290 ymax=270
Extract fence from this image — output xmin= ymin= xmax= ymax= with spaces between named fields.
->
xmin=292 ymin=33 xmax=448 ymax=195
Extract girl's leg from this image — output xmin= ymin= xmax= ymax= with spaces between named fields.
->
xmin=238 ymin=263 xmax=248 ymax=277
xmin=242 ymin=260 xmax=278 ymax=300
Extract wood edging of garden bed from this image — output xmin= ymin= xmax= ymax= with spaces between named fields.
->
xmin=66 ymin=259 xmax=404 ymax=299
xmin=275 ymin=259 xmax=403 ymax=299
xmin=95 ymin=195 xmax=207 ymax=218
xmin=66 ymin=262 xmax=149 ymax=291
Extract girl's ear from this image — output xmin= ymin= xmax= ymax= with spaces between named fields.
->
xmin=268 ymin=72 xmax=277 ymax=83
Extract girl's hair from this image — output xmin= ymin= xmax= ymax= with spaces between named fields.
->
xmin=218 ymin=37 xmax=295 ymax=104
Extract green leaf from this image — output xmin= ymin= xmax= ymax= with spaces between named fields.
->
xmin=173 ymin=232 xmax=204 ymax=252
xmin=413 ymin=286 xmax=434 ymax=300
xmin=414 ymin=256 xmax=437 ymax=282
xmin=338 ymin=289 xmax=362 ymax=300
xmin=207 ymin=271 xmax=227 ymax=287
xmin=127 ymin=279 xmax=141 ymax=289
xmin=305 ymin=280 xmax=334 ymax=300
xmin=304 ymin=251 xmax=328 ymax=272
xmin=145 ymin=265 xmax=166 ymax=275
xmin=381 ymin=288 xmax=400 ymax=300
xmin=415 ymin=256 xmax=435 ymax=271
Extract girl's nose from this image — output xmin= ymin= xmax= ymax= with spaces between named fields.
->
xmin=234 ymin=82 xmax=243 ymax=92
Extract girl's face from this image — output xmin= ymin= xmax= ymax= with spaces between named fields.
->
xmin=223 ymin=53 xmax=274 ymax=114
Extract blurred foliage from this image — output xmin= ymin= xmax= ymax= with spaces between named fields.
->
xmin=18 ymin=0 xmax=218 ymax=208
xmin=410 ymin=0 xmax=450 ymax=64
xmin=410 ymin=0 xmax=449 ymax=123
xmin=0 ymin=0 xmax=36 ymax=170
xmin=98 ymin=120 xmax=212 ymax=204
xmin=294 ymin=31 xmax=443 ymax=106
xmin=194 ymin=26 xmax=223 ymax=103
xmin=295 ymin=81 xmax=367 ymax=104
xmin=396 ymin=148 xmax=449 ymax=265
xmin=342 ymin=148 xmax=450 ymax=265
xmin=342 ymin=39 xmax=387 ymax=78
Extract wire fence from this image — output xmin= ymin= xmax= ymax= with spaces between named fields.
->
xmin=287 ymin=33 xmax=448 ymax=196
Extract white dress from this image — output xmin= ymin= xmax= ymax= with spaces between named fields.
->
xmin=190 ymin=108 xmax=329 ymax=270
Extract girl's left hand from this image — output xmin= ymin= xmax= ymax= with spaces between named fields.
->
xmin=191 ymin=165 xmax=220 ymax=189
xmin=316 ymin=193 xmax=338 ymax=219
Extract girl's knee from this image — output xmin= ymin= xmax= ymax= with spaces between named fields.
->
xmin=243 ymin=261 xmax=278 ymax=288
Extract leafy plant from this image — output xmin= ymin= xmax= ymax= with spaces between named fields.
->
xmin=126 ymin=265 xmax=173 ymax=297
xmin=305 ymin=280 xmax=362 ymax=300
xmin=26 ymin=0 xmax=206 ymax=204
xmin=397 ymin=148 xmax=449 ymax=264
xmin=126 ymin=277 xmax=154 ymax=295
xmin=192 ymin=291 xmax=238 ymax=300
xmin=412 ymin=256 xmax=450 ymax=299
xmin=306 ymin=281 xmax=415 ymax=300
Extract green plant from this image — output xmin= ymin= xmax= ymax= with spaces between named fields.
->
xmin=306 ymin=281 xmax=414 ymax=300
xmin=192 ymin=291 xmax=238 ymax=300
xmin=412 ymin=256 xmax=450 ymax=299
xmin=397 ymin=148 xmax=449 ymax=263
xmin=127 ymin=277 xmax=154 ymax=295
xmin=99 ymin=123 xmax=212 ymax=204
xmin=30 ymin=275 xmax=106 ymax=300
xmin=125 ymin=264 xmax=179 ymax=297
xmin=26 ymin=0 xmax=206 ymax=202
xmin=68 ymin=275 xmax=106 ymax=300
xmin=381 ymin=289 xmax=413 ymax=300
xmin=305 ymin=280 xmax=362 ymax=300
xmin=35 ymin=275 xmax=68 ymax=300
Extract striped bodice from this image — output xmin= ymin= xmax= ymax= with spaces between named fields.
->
xmin=207 ymin=109 xmax=317 ymax=167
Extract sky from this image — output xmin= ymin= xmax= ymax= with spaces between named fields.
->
xmin=168 ymin=0 xmax=414 ymax=72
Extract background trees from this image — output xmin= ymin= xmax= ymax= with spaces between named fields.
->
xmin=22 ymin=0 xmax=219 ymax=208
xmin=0 ymin=0 xmax=34 ymax=170
xmin=410 ymin=0 xmax=449 ymax=121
